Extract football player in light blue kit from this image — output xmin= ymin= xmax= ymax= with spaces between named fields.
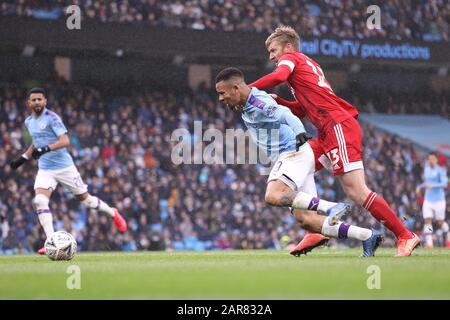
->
xmin=9 ymin=88 xmax=127 ymax=254
xmin=215 ymin=67 xmax=382 ymax=256
xmin=416 ymin=152 xmax=449 ymax=248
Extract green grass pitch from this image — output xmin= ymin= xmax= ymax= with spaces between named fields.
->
xmin=1 ymin=248 xmax=449 ymax=299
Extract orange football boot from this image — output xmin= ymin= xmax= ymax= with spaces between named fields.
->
xmin=395 ymin=233 xmax=420 ymax=257
xmin=112 ymin=208 xmax=127 ymax=233
xmin=290 ymin=233 xmax=329 ymax=257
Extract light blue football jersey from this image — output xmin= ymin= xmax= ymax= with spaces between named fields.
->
xmin=421 ymin=164 xmax=448 ymax=202
xmin=25 ymin=108 xmax=74 ymax=170
xmin=242 ymin=87 xmax=306 ymax=161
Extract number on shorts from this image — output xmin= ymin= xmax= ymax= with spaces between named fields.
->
xmin=73 ymin=176 xmax=83 ymax=188
xmin=326 ymin=148 xmax=340 ymax=166
xmin=273 ymin=161 xmax=283 ymax=173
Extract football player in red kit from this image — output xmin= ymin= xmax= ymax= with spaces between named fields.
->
xmin=249 ymin=26 xmax=419 ymax=257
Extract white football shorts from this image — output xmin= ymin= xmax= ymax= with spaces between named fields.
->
xmin=267 ymin=143 xmax=317 ymax=195
xmin=422 ymin=200 xmax=447 ymax=221
xmin=34 ymin=165 xmax=88 ymax=195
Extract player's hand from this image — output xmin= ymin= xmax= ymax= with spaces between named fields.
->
xmin=32 ymin=145 xmax=51 ymax=159
xmin=295 ymin=132 xmax=312 ymax=151
xmin=424 ymin=183 xmax=433 ymax=189
xmin=269 ymin=93 xmax=278 ymax=100
xmin=9 ymin=156 xmax=28 ymax=170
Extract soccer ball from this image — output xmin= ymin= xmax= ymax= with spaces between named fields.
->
xmin=44 ymin=231 xmax=77 ymax=261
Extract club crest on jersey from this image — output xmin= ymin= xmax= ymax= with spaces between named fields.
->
xmin=248 ymin=95 xmax=266 ymax=110
xmin=39 ymin=122 xmax=47 ymax=130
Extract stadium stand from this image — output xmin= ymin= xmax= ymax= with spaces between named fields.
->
xmin=1 ymin=83 xmax=448 ymax=253
xmin=1 ymin=0 xmax=449 ymax=42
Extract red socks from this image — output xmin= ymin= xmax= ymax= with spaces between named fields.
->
xmin=363 ymin=192 xmax=412 ymax=240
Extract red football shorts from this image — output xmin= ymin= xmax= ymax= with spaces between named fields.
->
xmin=310 ymin=117 xmax=363 ymax=175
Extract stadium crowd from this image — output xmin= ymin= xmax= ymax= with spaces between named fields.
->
xmin=343 ymin=88 xmax=450 ymax=119
xmin=1 ymin=0 xmax=449 ymax=42
xmin=0 ymin=83 xmax=448 ymax=254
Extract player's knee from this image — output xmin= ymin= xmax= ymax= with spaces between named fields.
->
xmin=33 ymin=194 xmax=49 ymax=209
xmin=76 ymin=192 xmax=89 ymax=202
xmin=345 ymin=186 xmax=368 ymax=204
xmin=264 ymin=192 xmax=274 ymax=206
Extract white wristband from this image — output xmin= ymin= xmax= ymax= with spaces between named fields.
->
xmin=22 ymin=154 xmax=29 ymax=160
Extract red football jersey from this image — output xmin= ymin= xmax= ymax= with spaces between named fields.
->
xmin=251 ymin=51 xmax=359 ymax=132
xmin=281 ymin=52 xmax=358 ymax=131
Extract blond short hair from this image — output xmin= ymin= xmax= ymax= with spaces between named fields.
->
xmin=265 ymin=25 xmax=300 ymax=50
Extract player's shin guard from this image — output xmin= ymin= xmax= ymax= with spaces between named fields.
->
xmin=363 ymin=192 xmax=412 ymax=240
xmin=33 ymin=194 xmax=54 ymax=237
xmin=292 ymin=192 xmax=337 ymax=213
xmin=82 ymin=194 xmax=115 ymax=217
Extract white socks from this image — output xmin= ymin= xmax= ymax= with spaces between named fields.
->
xmin=321 ymin=219 xmax=372 ymax=241
xmin=292 ymin=192 xmax=337 ymax=213
xmin=441 ymin=221 xmax=449 ymax=240
xmin=38 ymin=213 xmax=54 ymax=237
xmin=33 ymin=194 xmax=54 ymax=237
xmin=82 ymin=194 xmax=115 ymax=217
xmin=423 ymin=224 xmax=433 ymax=246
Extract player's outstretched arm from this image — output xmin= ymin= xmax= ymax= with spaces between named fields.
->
xmin=9 ymin=144 xmax=34 ymax=170
xmin=248 ymin=65 xmax=291 ymax=89
xmin=31 ymin=134 xmax=70 ymax=159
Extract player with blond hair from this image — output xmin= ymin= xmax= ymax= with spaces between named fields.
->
xmin=249 ymin=26 xmax=418 ymax=257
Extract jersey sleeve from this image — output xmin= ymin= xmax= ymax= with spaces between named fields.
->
xmin=49 ymin=114 xmax=68 ymax=137
xmin=248 ymin=54 xmax=296 ymax=89
xmin=275 ymin=96 xmax=306 ymax=118
xmin=435 ymin=168 xmax=449 ymax=188
xmin=262 ymin=102 xmax=305 ymax=135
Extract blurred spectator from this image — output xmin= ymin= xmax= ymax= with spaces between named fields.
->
xmin=0 ymin=82 xmax=448 ymax=254
xmin=1 ymin=0 xmax=449 ymax=42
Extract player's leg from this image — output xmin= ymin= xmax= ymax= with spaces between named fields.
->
xmin=292 ymin=209 xmax=382 ymax=256
xmin=434 ymin=200 xmax=449 ymax=247
xmin=422 ymin=201 xmax=434 ymax=248
xmin=74 ymin=192 xmax=126 ymax=232
xmin=338 ymin=168 xmax=412 ymax=238
xmin=287 ymin=161 xmax=374 ymax=256
xmin=323 ymin=119 xmax=417 ymax=256
xmin=34 ymin=188 xmax=54 ymax=237
xmin=265 ymin=143 xmax=349 ymax=220
xmin=33 ymin=169 xmax=58 ymax=254
xmin=288 ymin=170 xmax=328 ymax=255
xmin=57 ymin=165 xmax=127 ymax=233
xmin=436 ymin=220 xmax=450 ymax=248
xmin=265 ymin=179 xmax=345 ymax=215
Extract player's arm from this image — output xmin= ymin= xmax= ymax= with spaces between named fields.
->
xmin=9 ymin=144 xmax=34 ymax=170
xmin=31 ymin=134 xmax=70 ymax=159
xmin=432 ymin=169 xmax=449 ymax=188
xmin=268 ymin=104 xmax=312 ymax=150
xmin=270 ymin=94 xmax=306 ymax=118
xmin=248 ymin=64 xmax=292 ymax=89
